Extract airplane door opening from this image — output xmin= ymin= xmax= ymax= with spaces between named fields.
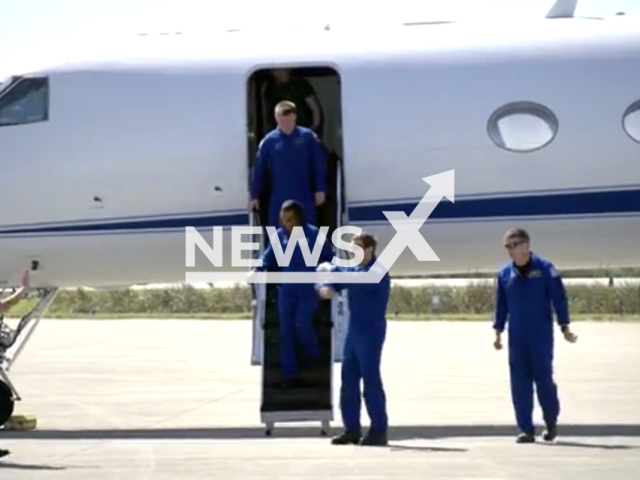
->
xmin=246 ymin=66 xmax=344 ymax=238
xmin=245 ymin=66 xmax=347 ymax=436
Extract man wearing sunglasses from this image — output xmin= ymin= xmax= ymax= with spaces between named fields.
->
xmin=493 ymin=228 xmax=578 ymax=444
xmin=250 ymin=100 xmax=326 ymax=231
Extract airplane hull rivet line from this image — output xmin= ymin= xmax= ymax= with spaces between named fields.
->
xmin=0 ymin=287 xmax=59 ymax=430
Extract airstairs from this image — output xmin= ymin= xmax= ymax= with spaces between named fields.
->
xmin=0 ymin=288 xmax=58 ymax=427
xmin=249 ymin=158 xmax=349 ymax=436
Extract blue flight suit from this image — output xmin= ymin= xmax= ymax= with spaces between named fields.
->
xmin=318 ymin=256 xmax=390 ymax=436
xmin=250 ymin=126 xmax=327 ymax=228
xmin=493 ymin=253 xmax=570 ymax=435
xmin=259 ymin=223 xmax=334 ymax=380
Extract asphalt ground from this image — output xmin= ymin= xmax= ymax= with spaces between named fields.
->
xmin=1 ymin=320 xmax=638 ymax=479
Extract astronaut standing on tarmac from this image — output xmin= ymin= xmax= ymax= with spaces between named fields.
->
xmin=316 ymin=233 xmax=390 ymax=447
xmin=493 ymin=228 xmax=578 ymax=443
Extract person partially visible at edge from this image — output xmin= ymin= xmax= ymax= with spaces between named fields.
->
xmin=0 ymin=268 xmax=30 ymax=460
xmin=261 ymin=68 xmax=323 ymax=136
xmin=0 ymin=269 xmax=29 ymax=313
xmin=493 ymin=227 xmax=578 ymax=444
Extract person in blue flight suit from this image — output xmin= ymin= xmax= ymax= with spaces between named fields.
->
xmin=493 ymin=228 xmax=578 ymax=444
xmin=257 ymin=199 xmax=334 ymax=388
xmin=249 ymin=100 xmax=327 ymax=230
xmin=316 ymin=232 xmax=390 ymax=447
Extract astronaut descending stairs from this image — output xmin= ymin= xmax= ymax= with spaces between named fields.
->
xmin=249 ymin=161 xmax=349 ymax=437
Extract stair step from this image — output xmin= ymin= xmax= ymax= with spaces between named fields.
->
xmin=261 ymin=284 xmax=333 ymax=414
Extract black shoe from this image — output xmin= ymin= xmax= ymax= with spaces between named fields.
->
xmin=542 ymin=424 xmax=557 ymax=442
xmin=361 ymin=431 xmax=388 ymax=446
xmin=0 ymin=449 xmax=10 ymax=458
xmin=331 ymin=431 xmax=361 ymax=445
xmin=516 ymin=432 xmax=536 ymax=443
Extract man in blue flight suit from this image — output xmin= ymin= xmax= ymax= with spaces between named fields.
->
xmin=316 ymin=232 xmax=390 ymax=446
xmin=250 ymin=100 xmax=327 ymax=230
xmin=493 ymin=228 xmax=578 ymax=443
xmin=257 ymin=200 xmax=333 ymax=388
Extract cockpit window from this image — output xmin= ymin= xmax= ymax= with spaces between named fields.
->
xmin=0 ymin=77 xmax=49 ymax=127
xmin=0 ymin=76 xmax=13 ymax=94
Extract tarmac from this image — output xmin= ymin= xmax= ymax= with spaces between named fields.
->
xmin=0 ymin=319 xmax=639 ymax=479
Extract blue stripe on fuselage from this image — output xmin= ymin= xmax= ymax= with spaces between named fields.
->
xmin=0 ymin=188 xmax=638 ymax=235
xmin=348 ymin=188 xmax=640 ymax=223
xmin=0 ymin=212 xmax=249 ymax=234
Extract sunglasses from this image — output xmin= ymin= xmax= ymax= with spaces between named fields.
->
xmin=504 ymin=240 xmax=525 ymax=250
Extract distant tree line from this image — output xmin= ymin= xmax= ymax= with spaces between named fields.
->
xmin=414 ymin=267 xmax=640 ymax=279
xmin=8 ymin=281 xmax=638 ymax=318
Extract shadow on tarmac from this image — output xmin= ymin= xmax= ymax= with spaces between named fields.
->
xmin=0 ymin=460 xmax=66 ymax=471
xmin=2 ymin=424 xmax=639 ymax=447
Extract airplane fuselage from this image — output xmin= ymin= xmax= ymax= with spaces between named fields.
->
xmin=1 ymin=18 xmax=640 ymax=288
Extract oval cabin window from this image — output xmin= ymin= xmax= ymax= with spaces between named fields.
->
xmin=487 ymin=101 xmax=559 ymax=152
xmin=622 ymin=100 xmax=640 ymax=144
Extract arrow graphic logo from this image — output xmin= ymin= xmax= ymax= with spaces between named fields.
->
xmin=371 ymin=169 xmax=455 ymax=275
xmin=185 ymin=170 xmax=455 ymax=284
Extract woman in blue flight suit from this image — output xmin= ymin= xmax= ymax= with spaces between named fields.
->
xmin=257 ymin=200 xmax=333 ymax=387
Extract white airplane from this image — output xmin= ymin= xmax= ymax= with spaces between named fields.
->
xmin=1 ymin=0 xmax=639 ymax=431
xmin=0 ymin=0 xmax=639 ymax=291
